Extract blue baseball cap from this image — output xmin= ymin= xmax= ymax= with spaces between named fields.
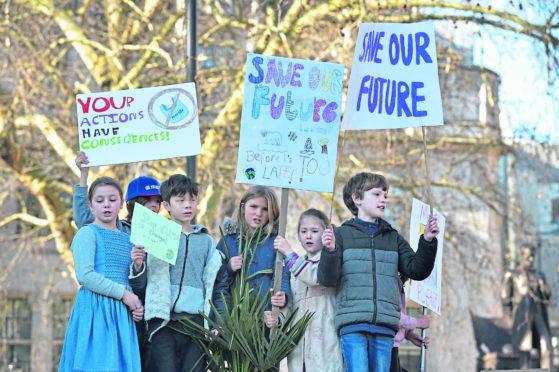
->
xmin=126 ymin=176 xmax=161 ymax=202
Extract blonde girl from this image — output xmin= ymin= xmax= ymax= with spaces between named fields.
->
xmin=217 ymin=185 xmax=290 ymax=310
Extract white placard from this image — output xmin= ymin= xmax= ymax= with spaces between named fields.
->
xmin=235 ymin=53 xmax=344 ymax=192
xmin=343 ymin=22 xmax=443 ymax=130
xmin=408 ymin=198 xmax=445 ymax=314
xmin=76 ymin=83 xmax=201 ymax=166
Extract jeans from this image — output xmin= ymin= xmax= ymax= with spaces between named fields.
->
xmin=341 ymin=332 xmax=394 ymax=372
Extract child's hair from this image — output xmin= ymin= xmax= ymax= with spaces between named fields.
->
xmin=343 ymin=172 xmax=389 ymax=216
xmin=126 ymin=196 xmax=160 ymax=221
xmin=235 ymin=185 xmax=279 ymax=243
xmin=297 ymin=208 xmax=329 ymax=232
xmin=88 ymin=176 xmax=124 ymax=202
xmin=160 ymin=174 xmax=199 ymax=203
xmin=88 ymin=177 xmax=124 ymax=228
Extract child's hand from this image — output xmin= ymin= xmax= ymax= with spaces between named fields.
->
xmin=131 ymin=245 xmax=146 ymax=272
xmin=209 ymin=329 xmax=219 ymax=341
xmin=75 ymin=151 xmax=90 ymax=186
xmin=132 ymin=304 xmax=144 ymax=322
xmin=423 ymin=215 xmax=440 ymax=242
xmin=407 ymin=332 xmax=430 ymax=348
xmin=322 ymin=225 xmax=335 ymax=251
xmin=122 ymin=290 xmax=142 ymax=320
xmin=270 ymin=290 xmax=286 ymax=307
xmin=263 ymin=311 xmax=278 ymax=329
xmin=274 ymin=236 xmax=294 ymax=256
xmin=416 ymin=314 xmax=430 ymax=329
xmin=230 ymin=255 xmax=243 ymax=272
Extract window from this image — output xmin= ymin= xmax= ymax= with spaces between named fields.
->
xmin=0 ymin=297 xmax=31 ymax=372
xmin=52 ymin=297 xmax=74 ymax=372
xmin=552 ymin=198 xmax=559 ymax=223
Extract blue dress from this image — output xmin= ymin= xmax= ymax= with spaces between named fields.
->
xmin=59 ymin=224 xmax=140 ymax=372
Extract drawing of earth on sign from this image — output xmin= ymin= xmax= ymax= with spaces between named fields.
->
xmin=148 ymin=87 xmax=197 ymax=130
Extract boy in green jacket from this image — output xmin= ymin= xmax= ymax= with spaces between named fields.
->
xmin=317 ymin=172 xmax=440 ymax=372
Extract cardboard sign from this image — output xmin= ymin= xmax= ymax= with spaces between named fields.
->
xmin=408 ymin=198 xmax=445 ymax=314
xmin=76 ymin=83 xmax=201 ymax=166
xmin=235 ymin=53 xmax=344 ymax=192
xmin=343 ymin=22 xmax=443 ymax=130
xmin=130 ymin=204 xmax=182 ymax=265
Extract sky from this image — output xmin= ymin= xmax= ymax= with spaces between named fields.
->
xmin=435 ymin=2 xmax=559 ymax=144
xmin=475 ymin=24 xmax=558 ymax=144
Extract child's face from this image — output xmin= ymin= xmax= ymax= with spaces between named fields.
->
xmin=242 ymin=196 xmax=269 ymax=232
xmin=298 ymin=216 xmax=325 ymax=256
xmin=353 ymin=187 xmax=387 ymax=222
xmin=142 ymin=195 xmax=162 ymax=214
xmin=88 ymin=185 xmax=123 ymax=228
xmin=164 ymin=193 xmax=197 ymax=225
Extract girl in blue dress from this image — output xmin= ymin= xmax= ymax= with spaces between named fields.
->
xmin=59 ymin=176 xmax=142 ymax=372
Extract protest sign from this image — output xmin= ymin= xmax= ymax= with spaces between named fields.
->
xmin=235 ymin=53 xmax=344 ymax=192
xmin=76 ymin=83 xmax=201 ymax=166
xmin=130 ymin=204 xmax=182 ymax=265
xmin=342 ymin=22 xmax=443 ymax=130
xmin=408 ymin=198 xmax=445 ymax=314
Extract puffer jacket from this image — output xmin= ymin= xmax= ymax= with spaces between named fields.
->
xmin=216 ymin=218 xmax=291 ymax=308
xmin=317 ymin=218 xmax=437 ymax=333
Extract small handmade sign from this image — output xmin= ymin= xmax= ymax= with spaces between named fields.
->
xmin=408 ymin=198 xmax=445 ymax=314
xmin=130 ymin=204 xmax=182 ymax=265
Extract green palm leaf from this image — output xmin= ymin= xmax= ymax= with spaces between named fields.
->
xmin=178 ymin=227 xmax=313 ymax=371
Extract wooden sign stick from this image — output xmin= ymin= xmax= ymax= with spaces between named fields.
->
xmin=271 ymin=188 xmax=289 ymax=329
xmin=420 ymin=125 xmax=433 ymax=372
xmin=329 ymin=129 xmax=347 ymax=224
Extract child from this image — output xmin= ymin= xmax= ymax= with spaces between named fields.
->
xmin=216 ymin=185 xmax=290 ymax=311
xmin=318 ymin=172 xmax=440 ymax=372
xmin=273 ymin=208 xmax=343 ymax=372
xmin=389 ymin=275 xmax=431 ymax=372
xmin=129 ymin=174 xmax=230 ymax=372
xmin=73 ymin=150 xmax=160 ymax=368
xmin=73 ymin=151 xmax=162 ymax=233
xmin=59 ymin=177 xmax=143 ymax=372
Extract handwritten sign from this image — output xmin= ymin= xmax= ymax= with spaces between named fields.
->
xmin=342 ymin=22 xmax=443 ymax=130
xmin=130 ymin=204 xmax=182 ymax=265
xmin=76 ymin=83 xmax=201 ymax=166
xmin=235 ymin=53 xmax=344 ymax=192
xmin=408 ymin=198 xmax=445 ymax=314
